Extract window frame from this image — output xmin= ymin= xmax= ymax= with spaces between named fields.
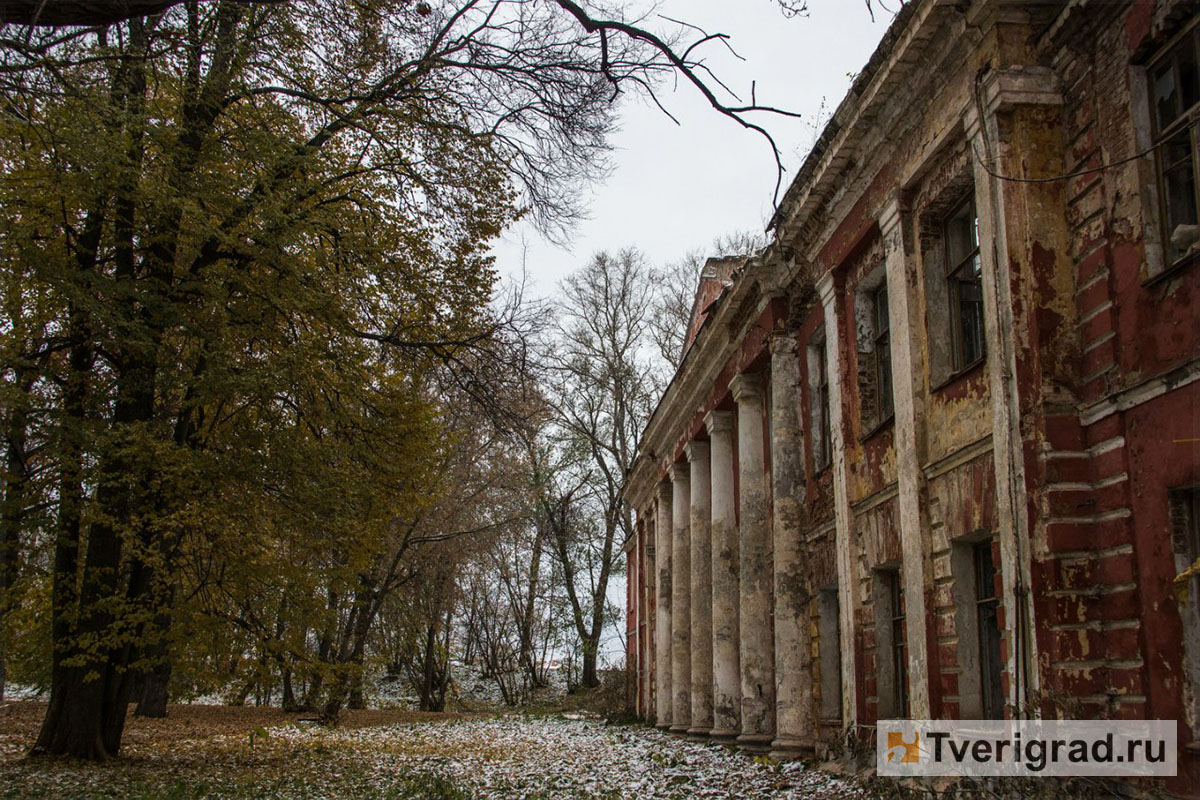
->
xmin=873 ymin=282 xmax=894 ymax=423
xmin=943 ymin=197 xmax=986 ymax=373
xmin=1170 ymin=487 xmax=1200 ymax=740
xmin=818 ymin=586 xmax=843 ymax=724
xmin=809 ymin=329 xmax=833 ymax=473
xmin=1149 ymin=24 xmax=1200 ymax=268
xmin=973 ymin=542 xmax=1005 ymax=720
xmin=888 ymin=570 xmax=909 ymax=719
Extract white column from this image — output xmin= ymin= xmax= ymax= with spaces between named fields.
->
xmin=654 ymin=481 xmax=673 ymax=729
xmin=629 ymin=515 xmax=641 ymax=715
xmin=817 ymin=272 xmax=858 ymax=729
xmin=770 ymin=334 xmax=812 ymax=753
xmin=670 ymin=464 xmax=692 ymax=733
xmin=706 ymin=410 xmax=741 ymax=741
xmin=879 ymin=197 xmax=932 ymax=719
xmin=642 ymin=518 xmax=654 ymax=718
xmin=686 ymin=441 xmax=714 ymax=735
xmin=731 ymin=372 xmax=775 ymax=749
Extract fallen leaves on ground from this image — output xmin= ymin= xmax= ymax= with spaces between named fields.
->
xmin=0 ymin=702 xmax=874 ymax=799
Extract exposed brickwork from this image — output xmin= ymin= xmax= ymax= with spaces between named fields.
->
xmin=624 ymin=3 xmax=1200 ymax=795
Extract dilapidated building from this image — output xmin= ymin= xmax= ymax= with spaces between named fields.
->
xmin=623 ymin=1 xmax=1200 ymax=795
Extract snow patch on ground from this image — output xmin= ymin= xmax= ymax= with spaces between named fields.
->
xmin=1 ymin=684 xmax=45 ymax=701
xmin=0 ymin=712 xmax=874 ymax=798
xmin=264 ymin=716 xmax=868 ymax=799
xmin=366 ymin=662 xmax=571 ymax=711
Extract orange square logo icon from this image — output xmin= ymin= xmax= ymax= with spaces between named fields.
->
xmin=886 ymin=731 xmax=920 ymax=764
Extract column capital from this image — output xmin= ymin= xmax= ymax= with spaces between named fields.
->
xmin=684 ymin=440 xmax=710 ymax=462
xmin=657 ymin=480 xmax=673 ymax=503
xmin=704 ymin=409 xmax=733 ymax=434
xmin=751 ymin=255 xmax=790 ymax=298
xmin=729 ymin=372 xmax=762 ymax=404
xmin=816 ymin=271 xmax=837 ymax=308
xmin=962 ymin=66 xmax=1062 ymax=141
xmin=877 ymin=194 xmax=907 ymax=239
xmin=669 ymin=463 xmax=690 ymax=485
xmin=962 ymin=102 xmax=983 ymax=143
xmin=769 ymin=332 xmax=798 ymax=358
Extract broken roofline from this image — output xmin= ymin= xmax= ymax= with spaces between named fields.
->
xmin=624 ymin=254 xmax=742 ymax=512
xmin=624 ymin=2 xmax=931 ymax=513
xmin=768 ymin=0 xmax=923 ymax=235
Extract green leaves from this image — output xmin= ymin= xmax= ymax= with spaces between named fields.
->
xmin=1 ymin=1 xmax=523 ymax=746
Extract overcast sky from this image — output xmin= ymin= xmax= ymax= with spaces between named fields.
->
xmin=491 ymin=1 xmax=898 ymax=300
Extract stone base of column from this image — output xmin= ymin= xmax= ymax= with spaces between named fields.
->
xmin=708 ymin=727 xmax=739 ymax=746
xmin=735 ymin=733 xmax=773 ymax=754
xmin=668 ymin=723 xmax=690 ymax=735
xmin=769 ymin=737 xmax=815 ymax=761
xmin=686 ymin=725 xmax=712 ymax=741
xmin=655 ymin=721 xmax=672 ymax=732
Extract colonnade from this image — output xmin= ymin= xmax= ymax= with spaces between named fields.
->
xmin=651 ymin=337 xmax=812 ymax=751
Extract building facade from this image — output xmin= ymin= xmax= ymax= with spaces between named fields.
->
xmin=623 ymin=1 xmax=1200 ymax=795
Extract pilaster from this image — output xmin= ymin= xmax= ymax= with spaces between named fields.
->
xmin=817 ymin=271 xmax=858 ymax=729
xmin=879 ymin=195 xmax=933 ymax=720
xmin=963 ymin=65 xmax=1064 ymax=712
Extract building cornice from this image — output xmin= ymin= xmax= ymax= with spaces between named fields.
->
xmin=625 ymin=251 xmax=785 ymax=511
xmin=769 ymin=0 xmax=948 ymax=236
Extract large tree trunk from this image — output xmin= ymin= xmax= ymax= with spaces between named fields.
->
xmin=36 ymin=5 xmax=249 ymax=756
xmin=134 ymin=596 xmax=176 ymax=719
xmin=135 ymin=657 xmax=171 ymax=718
xmin=36 ymin=337 xmax=158 ymax=756
xmin=36 ymin=659 xmax=134 ymax=760
xmin=0 ymin=391 xmax=31 ymax=702
xmin=34 ymin=291 xmax=99 ymax=756
xmin=35 ymin=19 xmax=159 ymax=760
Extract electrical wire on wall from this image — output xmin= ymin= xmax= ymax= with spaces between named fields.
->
xmin=971 ymin=66 xmax=1187 ymax=185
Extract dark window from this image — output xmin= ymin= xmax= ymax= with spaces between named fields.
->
xmin=945 ymin=198 xmax=985 ymax=371
xmin=874 ymin=284 xmax=893 ymax=421
xmin=818 ymin=587 xmax=842 ymax=722
xmin=1185 ymin=490 xmax=1200 ymax=577
xmin=813 ymin=334 xmax=832 ymax=472
xmin=974 ymin=543 xmax=1005 ymax=720
xmin=888 ymin=570 xmax=909 ymax=718
xmin=1151 ymin=28 xmax=1200 ymax=264
xmin=1171 ymin=488 xmax=1200 ymax=739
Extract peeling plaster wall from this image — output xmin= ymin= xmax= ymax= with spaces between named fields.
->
xmin=624 ymin=3 xmax=1200 ymax=792
xmin=838 ymin=235 xmax=900 ymax=500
